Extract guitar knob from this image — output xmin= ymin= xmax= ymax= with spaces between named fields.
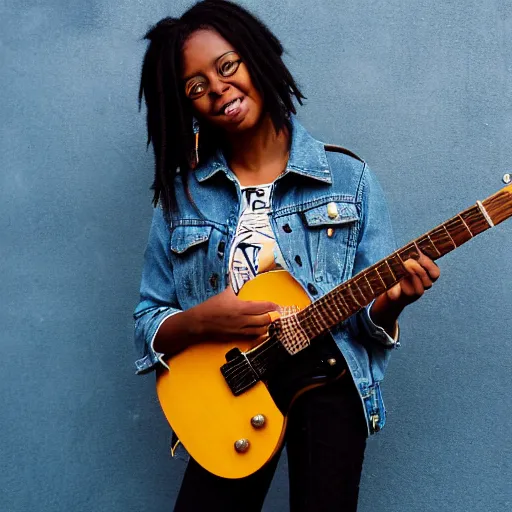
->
xmin=250 ymin=414 xmax=266 ymax=429
xmin=327 ymin=358 xmax=337 ymax=366
xmin=234 ymin=438 xmax=250 ymax=453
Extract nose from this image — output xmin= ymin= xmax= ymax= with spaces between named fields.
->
xmin=208 ymin=76 xmax=230 ymax=97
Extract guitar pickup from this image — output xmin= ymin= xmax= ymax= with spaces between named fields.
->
xmin=220 ymin=348 xmax=260 ymax=396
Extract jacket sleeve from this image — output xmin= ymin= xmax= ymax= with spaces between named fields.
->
xmin=347 ymin=164 xmax=400 ymax=349
xmin=133 ymin=206 xmax=182 ymax=374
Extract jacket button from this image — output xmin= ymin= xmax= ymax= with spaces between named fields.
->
xmin=209 ymin=273 xmax=219 ymax=290
xmin=217 ymin=241 xmax=225 ymax=259
xmin=327 ymin=202 xmax=339 ymax=219
xmin=294 ymin=255 xmax=302 ymax=266
xmin=307 ymin=283 xmax=318 ymax=295
xmin=282 ymin=224 xmax=292 ymax=233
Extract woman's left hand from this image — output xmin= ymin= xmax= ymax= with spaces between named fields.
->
xmin=369 ymin=250 xmax=441 ymax=335
xmin=386 ymin=250 xmax=440 ymax=304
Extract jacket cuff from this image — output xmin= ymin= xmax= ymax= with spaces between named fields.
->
xmin=134 ymin=307 xmax=182 ymax=374
xmin=358 ymin=300 xmax=400 ymax=349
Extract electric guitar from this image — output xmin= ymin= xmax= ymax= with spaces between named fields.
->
xmin=156 ymin=181 xmax=512 ymax=479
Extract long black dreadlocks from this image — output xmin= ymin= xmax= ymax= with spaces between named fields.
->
xmin=138 ymin=0 xmax=305 ymax=213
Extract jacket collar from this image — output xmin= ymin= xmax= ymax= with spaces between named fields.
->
xmin=194 ymin=116 xmax=332 ymax=184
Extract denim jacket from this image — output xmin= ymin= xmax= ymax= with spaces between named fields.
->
xmin=134 ymin=116 xmax=399 ymax=435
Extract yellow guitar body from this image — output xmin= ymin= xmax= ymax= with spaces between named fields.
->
xmin=155 ymin=270 xmax=311 ymax=479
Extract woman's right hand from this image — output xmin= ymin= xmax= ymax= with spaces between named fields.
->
xmin=190 ymin=286 xmax=281 ymax=343
xmin=153 ymin=287 xmax=281 ymax=356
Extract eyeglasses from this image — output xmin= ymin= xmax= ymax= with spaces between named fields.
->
xmin=184 ymin=51 xmax=242 ymax=100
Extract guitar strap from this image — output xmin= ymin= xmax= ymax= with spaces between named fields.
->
xmin=324 ymin=143 xmax=365 ymax=163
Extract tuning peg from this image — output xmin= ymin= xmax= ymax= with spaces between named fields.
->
xmin=503 ymin=173 xmax=511 ymax=184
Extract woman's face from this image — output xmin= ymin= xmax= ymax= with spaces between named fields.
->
xmin=181 ymin=29 xmax=264 ymax=133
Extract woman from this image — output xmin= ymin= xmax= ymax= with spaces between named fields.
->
xmin=134 ymin=1 xmax=440 ymax=510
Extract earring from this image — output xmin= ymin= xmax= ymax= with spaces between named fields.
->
xmin=192 ymin=117 xmax=200 ymax=167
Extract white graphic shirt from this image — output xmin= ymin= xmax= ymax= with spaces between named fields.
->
xmin=229 ymin=184 xmax=287 ymax=295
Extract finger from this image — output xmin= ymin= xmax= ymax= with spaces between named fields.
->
xmin=396 ymin=272 xmax=424 ymax=297
xmin=407 ymin=250 xmax=440 ymax=281
xmin=244 ymin=313 xmax=275 ymax=327
xmin=409 ymin=274 xmax=425 ymax=296
xmin=243 ymin=300 xmax=282 ymax=315
xmin=404 ymin=259 xmax=432 ymax=290
xmin=386 ymin=283 xmax=402 ymax=301
xmin=423 ymin=258 xmax=441 ymax=281
xmin=414 ymin=251 xmax=440 ymax=279
xmin=398 ymin=276 xmax=420 ymax=296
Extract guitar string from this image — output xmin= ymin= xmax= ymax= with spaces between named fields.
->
xmin=224 ymin=206 xmax=497 ymax=384
xmin=222 ymin=324 xmax=286 ymax=378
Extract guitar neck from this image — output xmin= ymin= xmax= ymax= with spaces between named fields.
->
xmin=293 ymin=184 xmax=512 ymax=341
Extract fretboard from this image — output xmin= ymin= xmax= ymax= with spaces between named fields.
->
xmin=289 ymin=185 xmax=512 ymax=342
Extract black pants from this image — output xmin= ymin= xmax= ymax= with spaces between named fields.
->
xmin=174 ymin=373 xmax=367 ymax=512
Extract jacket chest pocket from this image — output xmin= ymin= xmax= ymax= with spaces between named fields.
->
xmin=301 ymin=201 xmax=360 ymax=285
xmin=170 ymin=224 xmax=225 ymax=305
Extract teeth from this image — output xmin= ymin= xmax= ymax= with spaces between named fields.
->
xmin=224 ymin=98 xmax=241 ymax=115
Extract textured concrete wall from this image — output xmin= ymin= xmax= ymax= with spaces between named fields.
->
xmin=1 ymin=1 xmax=511 ymax=510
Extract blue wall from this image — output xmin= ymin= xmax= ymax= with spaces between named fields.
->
xmin=1 ymin=1 xmax=511 ymax=510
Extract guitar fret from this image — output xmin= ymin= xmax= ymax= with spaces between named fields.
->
xmin=338 ymin=291 xmax=353 ymax=316
xmin=442 ymin=224 xmax=457 ymax=249
xmin=428 ymin=225 xmax=457 ymax=255
xmin=426 ymin=234 xmax=442 ymax=257
xmin=342 ymin=285 xmax=360 ymax=314
xmin=445 ymin=217 xmax=474 ymax=247
xmin=312 ymin=304 xmax=330 ymax=332
xmin=320 ymin=300 xmax=337 ymax=328
xmin=457 ymin=214 xmax=474 ymax=237
xmin=385 ymin=260 xmax=396 ymax=280
xmin=313 ymin=308 xmax=323 ymax=331
xmin=364 ymin=272 xmax=374 ymax=295
xmin=307 ymin=308 xmax=323 ymax=335
xmin=334 ymin=292 xmax=348 ymax=317
xmin=355 ymin=275 xmax=372 ymax=302
xmin=356 ymin=281 xmax=369 ymax=303
xmin=375 ymin=267 xmax=387 ymax=289
xmin=388 ymin=254 xmax=406 ymax=280
xmin=365 ymin=269 xmax=386 ymax=300
xmin=347 ymin=283 xmax=362 ymax=308
xmin=399 ymin=242 xmax=420 ymax=261
xmin=324 ymin=305 xmax=336 ymax=329
xmin=300 ymin=316 xmax=316 ymax=340
xmin=460 ymin=206 xmax=489 ymax=236
xmin=369 ymin=268 xmax=387 ymax=295
xmin=327 ymin=296 xmax=344 ymax=323
xmin=377 ymin=262 xmax=396 ymax=287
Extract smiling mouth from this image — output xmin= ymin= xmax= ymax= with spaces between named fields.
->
xmin=217 ymin=96 xmax=244 ymax=115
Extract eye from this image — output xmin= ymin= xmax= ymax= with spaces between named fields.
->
xmin=186 ymin=78 xmax=207 ymax=99
xmin=219 ymin=58 xmax=241 ymax=77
